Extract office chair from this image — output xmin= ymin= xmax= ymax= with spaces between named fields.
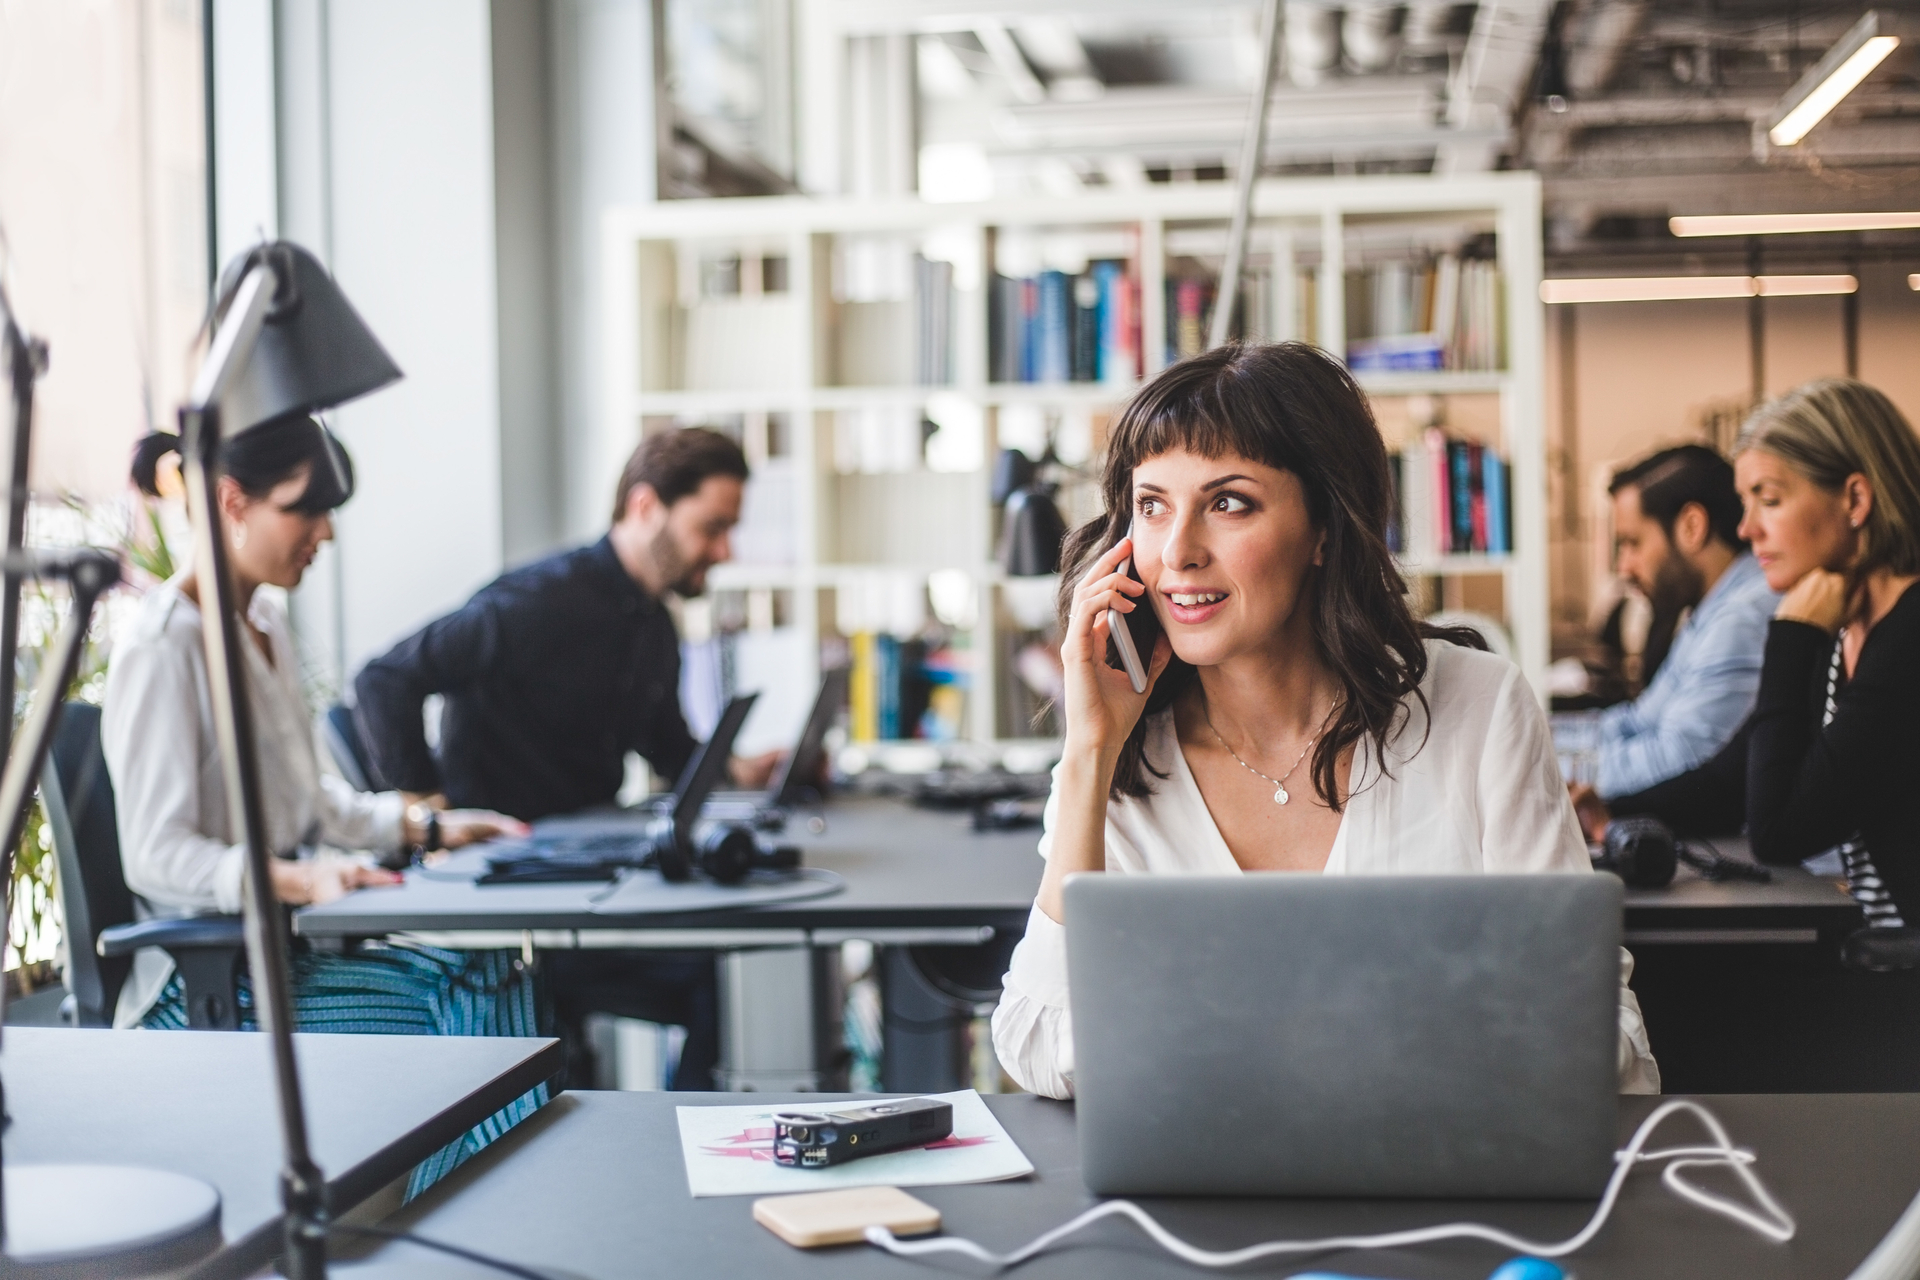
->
xmin=322 ymin=702 xmax=377 ymax=792
xmin=42 ymin=702 xmax=245 ymax=1029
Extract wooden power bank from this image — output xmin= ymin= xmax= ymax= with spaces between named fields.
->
xmin=752 ymin=1185 xmax=941 ymax=1248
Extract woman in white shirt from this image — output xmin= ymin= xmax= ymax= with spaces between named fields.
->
xmin=991 ymin=341 xmax=1659 ymax=1098
xmin=107 ymin=409 xmax=535 ymax=1190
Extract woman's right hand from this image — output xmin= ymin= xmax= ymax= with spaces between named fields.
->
xmin=1060 ymin=536 xmax=1173 ymax=768
xmin=268 ymin=856 xmax=401 ymax=906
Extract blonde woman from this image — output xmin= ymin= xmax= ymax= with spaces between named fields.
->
xmin=1593 ymin=379 xmax=1920 ymax=947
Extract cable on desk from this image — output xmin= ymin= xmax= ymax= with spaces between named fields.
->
xmin=330 ymin=1222 xmax=556 ymax=1279
xmin=866 ymin=1100 xmax=1795 ymax=1271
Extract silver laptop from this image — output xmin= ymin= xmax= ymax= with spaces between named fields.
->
xmin=1065 ymin=873 xmax=1621 ymax=1199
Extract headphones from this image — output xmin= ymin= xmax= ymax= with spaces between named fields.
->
xmin=645 ymin=815 xmax=798 ymax=886
xmin=1593 ymin=815 xmax=1678 ymax=889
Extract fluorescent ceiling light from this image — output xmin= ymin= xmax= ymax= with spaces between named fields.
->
xmin=1671 ymin=211 xmax=1920 ymax=237
xmin=1541 ymin=275 xmax=1857 ymax=304
xmin=1768 ymin=11 xmax=1902 ymax=146
xmin=1910 ymin=274 xmax=1920 ymax=291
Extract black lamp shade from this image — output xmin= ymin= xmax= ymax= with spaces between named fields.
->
xmin=1000 ymin=487 xmax=1067 ymax=577
xmin=212 ymin=241 xmax=402 ymax=432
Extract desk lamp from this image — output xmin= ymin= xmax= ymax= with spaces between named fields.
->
xmin=175 ymin=240 xmax=400 ymax=1280
xmin=0 ymin=280 xmax=226 ymax=1273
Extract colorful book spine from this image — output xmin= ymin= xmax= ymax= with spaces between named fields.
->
xmin=1096 ymin=261 xmax=1137 ymax=383
xmin=1425 ymin=427 xmax=1451 ymax=555
xmin=850 ymin=632 xmax=877 ymax=742
xmin=1448 ymin=441 xmax=1473 ymax=554
xmin=1386 ymin=452 xmax=1404 ymax=555
xmin=1484 ymin=451 xmax=1508 ymax=555
xmin=1071 ymin=274 xmax=1099 ymax=382
xmin=1467 ymin=442 xmax=1489 ymax=554
xmin=1036 ymin=270 xmax=1071 ymax=383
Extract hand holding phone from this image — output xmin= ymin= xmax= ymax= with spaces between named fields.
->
xmin=1106 ymin=522 xmax=1159 ymax=694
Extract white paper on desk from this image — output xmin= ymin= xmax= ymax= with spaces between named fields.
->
xmin=675 ymin=1089 xmax=1033 ymax=1197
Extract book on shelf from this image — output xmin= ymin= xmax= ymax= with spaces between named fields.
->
xmin=988 ymin=259 xmax=1140 ymax=385
xmin=916 ymin=256 xmax=953 ymax=386
xmin=849 ymin=632 xmax=957 ymax=742
xmin=1345 ymin=254 xmax=1503 ymax=375
xmin=1388 ymin=429 xmax=1513 ymax=562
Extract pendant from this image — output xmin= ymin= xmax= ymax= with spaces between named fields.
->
xmin=1273 ymin=784 xmax=1289 ymax=805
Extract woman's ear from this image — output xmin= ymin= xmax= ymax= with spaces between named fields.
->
xmin=1312 ymin=528 xmax=1328 ymax=567
xmin=1846 ymin=472 xmax=1875 ymax=530
xmin=215 ymin=475 xmax=250 ymax=526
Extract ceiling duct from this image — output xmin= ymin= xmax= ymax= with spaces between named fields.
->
xmin=1403 ymin=1 xmax=1456 ymax=50
xmin=1285 ymin=1 xmax=1342 ymax=86
xmin=1344 ymin=3 xmax=1403 ymax=74
xmin=1563 ymin=0 xmax=1650 ymax=97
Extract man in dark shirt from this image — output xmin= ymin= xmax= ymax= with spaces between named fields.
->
xmin=355 ymin=427 xmax=774 ymax=816
xmin=353 ymin=427 xmax=776 ymax=1088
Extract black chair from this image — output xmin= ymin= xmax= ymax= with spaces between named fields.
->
xmin=323 ymin=702 xmax=379 ymax=792
xmin=42 ymin=702 xmax=246 ymax=1028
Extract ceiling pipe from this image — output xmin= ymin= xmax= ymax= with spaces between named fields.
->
xmin=1344 ymin=2 xmax=1403 ymax=74
xmin=1563 ymin=0 xmax=1650 ymax=96
xmin=1285 ymin=1 xmax=1341 ymax=87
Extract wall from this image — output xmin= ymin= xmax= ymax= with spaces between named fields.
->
xmin=207 ymin=0 xmax=607 ymax=690
xmin=0 ymin=0 xmax=207 ymax=501
xmin=1545 ymin=261 xmax=1920 ymax=653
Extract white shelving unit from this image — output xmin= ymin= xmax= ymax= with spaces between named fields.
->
xmin=602 ymin=175 xmax=1547 ymax=749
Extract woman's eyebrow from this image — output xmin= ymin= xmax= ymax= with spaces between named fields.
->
xmin=1134 ymin=482 xmax=1167 ymax=494
xmin=1201 ymin=474 xmax=1256 ymax=491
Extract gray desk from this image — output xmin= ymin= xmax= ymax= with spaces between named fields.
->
xmin=294 ymin=799 xmax=1872 ymax=1093
xmin=294 ymin=798 xmax=1044 ymax=948
xmin=1 ymin=1027 xmax=561 ymax=1279
xmin=1621 ymin=838 xmax=1861 ymax=944
xmin=355 ymin=1089 xmax=1920 ymax=1279
xmin=295 ymin=799 xmax=1858 ymax=948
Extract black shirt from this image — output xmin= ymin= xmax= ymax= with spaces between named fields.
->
xmin=353 ymin=536 xmax=697 ymax=821
xmin=1613 ymin=582 xmax=1920 ymax=916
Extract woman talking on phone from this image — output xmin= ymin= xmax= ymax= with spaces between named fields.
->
xmin=990 ymin=342 xmax=1658 ymax=1098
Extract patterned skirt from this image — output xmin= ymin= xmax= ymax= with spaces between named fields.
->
xmin=141 ymin=940 xmax=547 ymax=1199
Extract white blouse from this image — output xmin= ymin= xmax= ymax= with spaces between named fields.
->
xmin=101 ymin=578 xmax=405 ymax=1024
xmin=990 ymin=641 xmax=1662 ymax=1099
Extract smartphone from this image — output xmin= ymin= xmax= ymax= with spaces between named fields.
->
xmin=1106 ymin=521 xmax=1161 ymax=694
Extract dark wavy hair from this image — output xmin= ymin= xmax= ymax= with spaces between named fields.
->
xmin=1058 ymin=341 xmax=1480 ymax=808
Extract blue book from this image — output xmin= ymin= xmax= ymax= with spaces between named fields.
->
xmin=1036 ymin=271 xmax=1071 ymax=383
xmin=1020 ymin=278 xmax=1039 ymax=383
xmin=1094 ymin=261 xmax=1129 ymax=382
xmin=1448 ymin=442 xmax=1473 ymax=555
xmin=1484 ymin=451 xmax=1508 ymax=555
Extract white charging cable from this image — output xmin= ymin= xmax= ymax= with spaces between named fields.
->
xmin=865 ymin=1099 xmax=1796 ymax=1271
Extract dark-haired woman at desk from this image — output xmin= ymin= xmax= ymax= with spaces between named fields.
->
xmin=105 ymin=413 xmax=536 ymax=1191
xmin=990 ymin=342 xmax=1659 ymax=1098
xmin=1584 ymin=379 xmax=1920 ymax=947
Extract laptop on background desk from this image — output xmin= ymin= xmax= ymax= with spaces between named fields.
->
xmin=1065 ymin=873 xmax=1622 ymax=1199
xmin=697 ymin=667 xmax=848 ymax=828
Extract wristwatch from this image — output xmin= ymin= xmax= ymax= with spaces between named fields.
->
xmin=406 ymin=801 xmax=443 ymax=853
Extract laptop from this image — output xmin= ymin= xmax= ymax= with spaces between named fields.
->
xmin=696 ymin=668 xmax=848 ymax=825
xmin=481 ymin=693 xmax=757 ymax=883
xmin=1065 ymin=873 xmax=1621 ymax=1199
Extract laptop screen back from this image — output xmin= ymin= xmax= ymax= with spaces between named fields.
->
xmin=1065 ymin=873 xmax=1621 ymax=1199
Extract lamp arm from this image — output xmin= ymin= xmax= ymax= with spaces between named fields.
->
xmin=0 ymin=548 xmax=120 ymax=1252
xmin=181 ymin=259 xmax=329 ymax=1280
xmin=0 ymin=284 xmax=47 ymax=765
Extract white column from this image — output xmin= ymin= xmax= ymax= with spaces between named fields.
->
xmin=322 ymin=0 xmax=505 ymax=671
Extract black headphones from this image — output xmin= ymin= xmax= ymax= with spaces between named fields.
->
xmin=1593 ymin=815 xmax=1678 ymax=889
xmin=646 ymin=815 xmax=798 ymax=886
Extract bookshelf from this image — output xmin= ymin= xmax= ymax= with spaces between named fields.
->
xmin=603 ymin=175 xmax=1547 ymax=752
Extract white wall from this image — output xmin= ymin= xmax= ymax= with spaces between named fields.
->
xmin=323 ymin=0 xmax=505 ymax=672
xmin=548 ymin=0 xmax=657 ymax=543
xmin=206 ymin=0 xmax=659 ymax=689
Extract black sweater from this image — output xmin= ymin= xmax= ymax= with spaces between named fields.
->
xmin=1612 ymin=583 xmax=1920 ymax=915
